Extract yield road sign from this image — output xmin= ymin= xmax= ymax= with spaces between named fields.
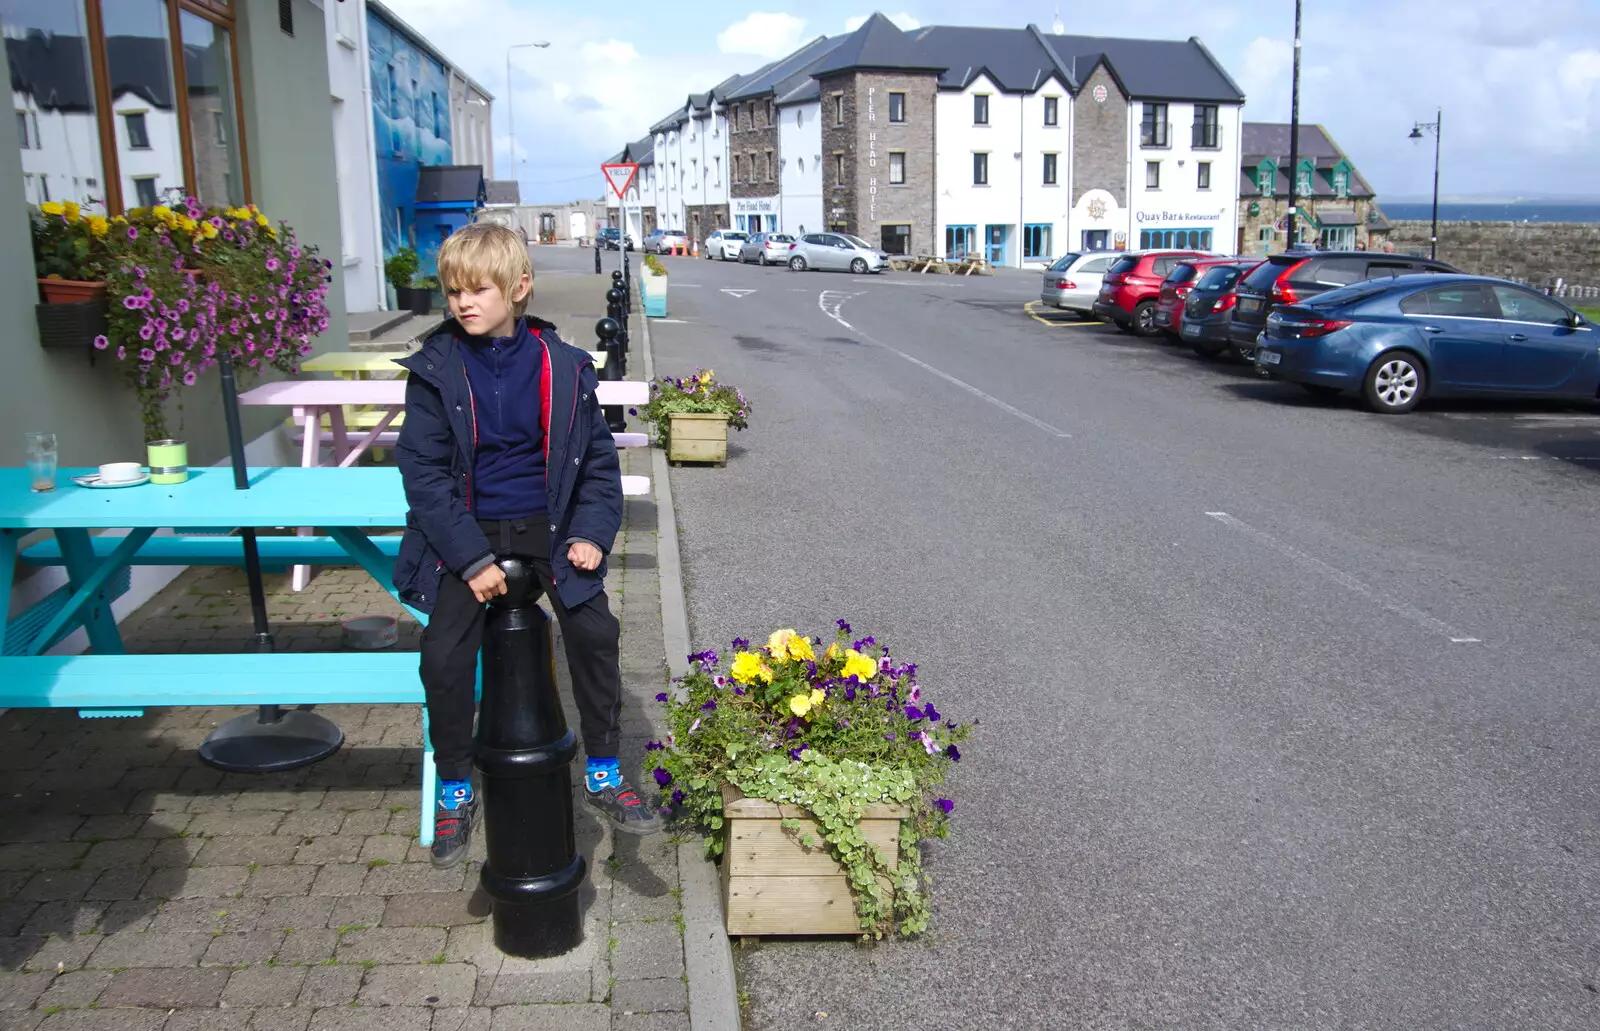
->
xmin=720 ymin=289 xmax=755 ymax=298
xmin=602 ymin=163 xmax=638 ymax=200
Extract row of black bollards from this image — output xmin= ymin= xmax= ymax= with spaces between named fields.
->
xmin=475 ymin=561 xmax=586 ymax=957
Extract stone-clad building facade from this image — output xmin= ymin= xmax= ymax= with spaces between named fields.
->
xmin=607 ymin=13 xmax=1245 ymax=267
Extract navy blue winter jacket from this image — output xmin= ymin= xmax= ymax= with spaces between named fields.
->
xmin=392 ymin=315 xmax=622 ymax=615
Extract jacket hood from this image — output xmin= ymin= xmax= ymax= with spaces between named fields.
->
xmin=398 ymin=314 xmax=561 ymax=380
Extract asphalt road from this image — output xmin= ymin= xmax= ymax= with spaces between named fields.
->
xmin=563 ymin=246 xmax=1600 ymax=1029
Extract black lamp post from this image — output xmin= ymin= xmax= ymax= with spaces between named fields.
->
xmin=1408 ymin=109 xmax=1443 ymax=260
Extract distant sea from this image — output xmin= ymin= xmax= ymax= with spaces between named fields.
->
xmin=1383 ymin=202 xmax=1600 ymax=223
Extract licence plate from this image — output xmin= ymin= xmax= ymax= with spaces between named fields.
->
xmin=1182 ymin=323 xmax=1200 ymax=338
xmin=1257 ymin=350 xmax=1281 ymax=365
xmin=1239 ymin=297 xmax=1261 ymax=313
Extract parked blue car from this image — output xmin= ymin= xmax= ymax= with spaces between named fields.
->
xmin=1254 ymin=274 xmax=1598 ymax=413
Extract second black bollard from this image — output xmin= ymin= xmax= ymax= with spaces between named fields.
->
xmin=594 ymin=243 xmax=602 ymax=275
xmin=595 ymin=317 xmax=627 ymax=434
xmin=474 ymin=560 xmax=586 ymax=958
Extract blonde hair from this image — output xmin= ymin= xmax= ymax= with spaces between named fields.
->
xmin=436 ymin=222 xmax=533 ymax=314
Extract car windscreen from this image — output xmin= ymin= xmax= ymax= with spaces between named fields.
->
xmin=1166 ymin=264 xmax=1202 ymax=284
xmin=1241 ymin=258 xmax=1295 ymax=292
xmin=1049 ymin=253 xmax=1082 ymax=272
xmin=1303 ymin=279 xmax=1398 ymax=309
xmin=726 ymin=232 xmax=747 ymax=240
xmin=843 ymin=235 xmax=874 ymax=249
xmin=768 ymin=234 xmax=794 ymax=243
xmin=1195 ymin=265 xmax=1243 ymax=290
xmin=1107 ymin=256 xmax=1139 ymax=276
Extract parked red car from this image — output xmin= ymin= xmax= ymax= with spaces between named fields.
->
xmin=1152 ymin=257 xmax=1256 ymax=341
xmin=1092 ymin=249 xmax=1213 ymax=336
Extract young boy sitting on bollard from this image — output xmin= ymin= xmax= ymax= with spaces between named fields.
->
xmin=394 ymin=222 xmax=661 ymax=868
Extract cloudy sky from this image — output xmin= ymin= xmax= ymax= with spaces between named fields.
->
xmin=376 ymin=0 xmax=1600 ymax=203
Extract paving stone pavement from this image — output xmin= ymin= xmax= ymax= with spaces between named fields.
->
xmin=0 ymin=285 xmax=696 ymax=1029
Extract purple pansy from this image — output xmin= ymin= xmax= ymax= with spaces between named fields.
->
xmin=945 ymin=744 xmax=961 ymax=762
xmin=934 ymin=798 xmax=954 ymax=815
xmin=652 ymin=768 xmax=672 ymax=787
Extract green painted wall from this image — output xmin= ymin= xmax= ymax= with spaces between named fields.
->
xmin=0 ymin=0 xmax=345 ymax=471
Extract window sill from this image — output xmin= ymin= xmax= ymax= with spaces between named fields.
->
xmin=1041 ymin=182 xmax=1060 ymax=188
xmin=1043 ymin=123 xmax=1059 ymax=129
xmin=973 ymin=123 xmax=991 ymax=128
xmin=972 ymin=183 xmax=990 ymax=188
xmin=1140 ymin=142 xmax=1172 ymax=150
xmin=889 ymin=119 xmax=906 ymax=125
xmin=889 ymin=182 xmax=907 ymax=187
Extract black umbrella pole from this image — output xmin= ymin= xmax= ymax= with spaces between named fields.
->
xmin=199 ymin=355 xmax=343 ymax=773
xmin=475 ymin=559 xmax=586 ymax=957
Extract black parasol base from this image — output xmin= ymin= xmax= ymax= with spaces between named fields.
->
xmin=199 ymin=704 xmax=344 ymax=773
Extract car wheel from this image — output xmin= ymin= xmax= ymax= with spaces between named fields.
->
xmin=1363 ymin=352 xmax=1426 ymax=414
xmin=1301 ymin=384 xmax=1342 ymax=400
xmin=850 ymin=257 xmax=869 ymax=274
xmin=1133 ymin=301 xmax=1158 ymax=336
xmin=1191 ymin=338 xmax=1228 ymax=358
xmin=789 ymin=256 xmax=807 ymax=271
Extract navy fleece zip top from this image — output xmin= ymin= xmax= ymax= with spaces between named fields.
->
xmin=461 ymin=318 xmax=547 ymax=520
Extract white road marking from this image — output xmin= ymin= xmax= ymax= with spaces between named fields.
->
xmin=652 ymin=319 xmax=690 ymax=323
xmin=1494 ymin=455 xmax=1600 ymax=462
xmin=720 ymin=289 xmax=755 ymax=298
xmin=1204 ymin=511 xmax=1481 ymax=643
xmin=817 ymin=290 xmax=1071 ymax=438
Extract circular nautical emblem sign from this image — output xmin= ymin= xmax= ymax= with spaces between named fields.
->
xmin=1092 ymin=84 xmax=1108 ymax=103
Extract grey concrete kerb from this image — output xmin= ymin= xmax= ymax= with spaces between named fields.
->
xmin=634 ymin=275 xmax=742 ymax=1031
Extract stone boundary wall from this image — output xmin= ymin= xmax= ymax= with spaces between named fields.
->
xmin=1386 ymin=220 xmax=1600 ymax=297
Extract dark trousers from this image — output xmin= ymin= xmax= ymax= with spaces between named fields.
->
xmin=419 ymin=518 xmax=622 ymax=781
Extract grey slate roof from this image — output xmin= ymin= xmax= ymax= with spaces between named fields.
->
xmin=1042 ymin=33 xmax=1244 ymax=101
xmin=622 ymin=136 xmax=654 ymax=167
xmin=1239 ymin=122 xmax=1376 ymax=199
xmin=415 ymin=166 xmax=485 ymax=205
xmin=809 ymin=13 xmax=943 ymax=76
xmin=909 ymin=26 xmax=1063 ymax=92
xmin=726 ymin=35 xmax=844 ymax=99
xmin=485 ymin=180 xmax=520 ymax=205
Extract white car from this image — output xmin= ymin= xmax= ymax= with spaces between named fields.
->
xmin=705 ymin=229 xmax=748 ymax=261
xmin=786 ymin=232 xmax=888 ymax=274
xmin=1039 ymin=251 xmax=1122 ymax=317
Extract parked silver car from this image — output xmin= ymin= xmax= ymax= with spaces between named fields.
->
xmin=705 ymin=229 xmax=747 ymax=260
xmin=1040 ymin=251 xmax=1121 ymax=317
xmin=787 ymin=232 xmax=887 ymax=274
xmin=738 ymin=232 xmax=796 ymax=265
xmin=643 ymin=228 xmax=689 ymax=254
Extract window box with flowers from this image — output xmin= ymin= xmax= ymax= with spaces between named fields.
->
xmin=30 ymin=201 xmax=114 ymax=349
xmin=649 ymin=623 xmax=969 ymax=938
xmin=28 ymin=196 xmax=333 ymax=440
xmin=635 ymin=368 xmax=749 ymax=464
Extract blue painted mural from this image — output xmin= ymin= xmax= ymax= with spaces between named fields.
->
xmin=368 ymin=8 xmax=453 ymax=273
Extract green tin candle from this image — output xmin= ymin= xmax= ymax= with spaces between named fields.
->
xmin=146 ymin=439 xmax=188 ymax=485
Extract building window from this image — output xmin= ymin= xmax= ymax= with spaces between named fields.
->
xmin=1323 ymin=226 xmax=1356 ymax=250
xmin=431 ymin=92 xmax=443 ymax=137
xmin=945 ymin=225 xmax=976 ymax=258
xmin=1023 ymin=224 xmax=1052 ymax=260
xmin=124 ymin=113 xmax=151 ymax=150
xmin=132 ymin=176 xmax=159 ymax=208
xmin=1296 ymin=168 xmax=1313 ymax=196
xmin=973 ymin=94 xmax=989 ymax=125
xmin=1043 ymin=153 xmax=1058 ymax=185
xmin=733 ymin=155 xmax=742 ymax=182
xmin=1333 ymin=169 xmax=1349 ymax=198
xmin=765 ymin=151 xmax=772 ymax=181
xmin=1139 ymin=228 xmax=1213 ymax=249
xmin=888 ymin=151 xmax=905 ymax=185
xmin=973 ymin=153 xmax=989 ymax=185
xmin=766 ymin=100 xmax=773 ymax=125
xmin=1258 ymin=167 xmax=1274 ymax=193
xmin=387 ymin=65 xmax=401 ymax=118
xmin=1197 ymin=161 xmax=1211 ymax=190
xmin=714 ymin=155 xmax=721 ymax=186
xmin=1044 ymin=96 xmax=1059 ymax=126
xmin=1140 ymin=103 xmax=1169 ymax=147
xmin=889 ymin=92 xmax=905 ymax=123
xmin=15 ymin=111 xmax=30 ymax=149
xmin=833 ymin=94 xmax=845 ymax=125
xmin=1146 ymin=160 xmax=1160 ymax=189
xmin=833 ymin=153 xmax=845 ymax=185
xmin=881 ymin=223 xmax=911 ymax=255
xmin=1192 ymin=104 xmax=1219 ymax=148
xmin=1259 ymin=226 xmax=1273 ymax=243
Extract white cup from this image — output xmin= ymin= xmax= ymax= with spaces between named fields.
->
xmin=98 ymin=462 xmax=143 ymax=484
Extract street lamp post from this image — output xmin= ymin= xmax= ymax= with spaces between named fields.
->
xmin=1408 ymin=109 xmax=1443 ymax=260
xmin=505 ymin=42 xmax=550 ymax=193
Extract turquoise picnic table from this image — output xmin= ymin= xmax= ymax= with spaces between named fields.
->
xmin=0 ymin=465 xmax=445 ymax=843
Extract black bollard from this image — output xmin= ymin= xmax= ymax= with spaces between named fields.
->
xmin=474 ymin=559 xmax=586 ymax=958
xmin=612 ymin=270 xmax=630 ymax=317
xmin=594 ymin=243 xmax=602 ymax=275
xmin=595 ymin=317 xmax=626 ymax=434
xmin=605 ymin=286 xmax=624 ymax=325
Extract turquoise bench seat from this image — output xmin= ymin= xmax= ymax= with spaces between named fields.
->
xmin=0 ymin=651 xmax=436 ymax=843
xmin=22 ymin=534 xmax=403 ymax=569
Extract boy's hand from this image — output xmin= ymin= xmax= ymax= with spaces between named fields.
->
xmin=467 ymin=564 xmax=508 ymax=603
xmin=568 ymin=541 xmax=603 ymax=572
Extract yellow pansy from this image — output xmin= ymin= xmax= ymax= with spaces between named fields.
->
xmin=39 ymin=201 xmax=65 ymax=216
xmin=151 ymin=205 xmax=172 ymax=219
xmin=85 ymin=215 xmax=109 ymax=237
xmin=62 ymin=200 xmax=80 ymax=222
xmin=110 ymin=214 xmax=127 ymax=225
xmin=200 ymin=222 xmax=218 ymax=239
xmin=788 ymin=688 xmax=827 ymax=718
xmin=764 ymin=629 xmax=815 ymax=663
xmin=265 ymin=225 xmax=278 ymax=239
xmin=766 ymin=629 xmax=797 ymax=656
xmin=841 ymin=649 xmax=876 ymax=682
xmin=730 ymin=651 xmax=773 ymax=685
xmin=255 ymin=213 xmax=270 ymax=227
xmin=824 ymin=642 xmax=842 ymax=663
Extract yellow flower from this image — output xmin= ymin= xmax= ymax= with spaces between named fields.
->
xmin=180 ymin=216 xmax=199 ymax=233
xmin=764 ymin=629 xmax=815 ymax=662
xmin=256 ymin=213 xmax=270 ymax=227
xmin=151 ymin=205 xmax=171 ymax=219
xmin=766 ymin=629 xmax=797 ymax=657
xmin=110 ymin=215 xmax=127 ymax=225
xmin=787 ymin=688 xmax=827 ymax=719
xmin=200 ymin=222 xmax=218 ymax=239
xmin=62 ymin=200 xmax=80 ymax=222
xmin=39 ymin=201 xmax=65 ymax=216
xmin=841 ymin=649 xmax=876 ymax=682
xmin=824 ymin=642 xmax=842 ymax=663
xmin=85 ymin=215 xmax=109 ymax=237
xmin=730 ymin=651 xmax=773 ymax=685
xmin=265 ymin=226 xmax=278 ymax=239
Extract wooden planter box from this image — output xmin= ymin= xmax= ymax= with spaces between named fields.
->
xmin=666 ymin=412 xmax=728 ymax=465
xmin=720 ymin=783 xmax=909 ymax=936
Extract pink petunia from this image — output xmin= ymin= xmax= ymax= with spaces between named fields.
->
xmin=138 ymin=348 xmax=156 ymax=362
xmin=138 ymin=322 xmax=155 ymax=341
xmin=115 ymin=346 xmax=126 ymax=360
xmin=182 ymin=370 xmax=197 ymax=386
xmin=93 ymin=334 xmax=108 ymax=350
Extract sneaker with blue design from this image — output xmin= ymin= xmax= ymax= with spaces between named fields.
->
xmin=431 ymin=780 xmax=478 ymax=868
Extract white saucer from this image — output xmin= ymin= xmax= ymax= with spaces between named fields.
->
xmin=72 ymin=473 xmax=151 ymax=489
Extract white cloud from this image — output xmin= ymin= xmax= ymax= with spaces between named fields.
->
xmin=844 ymin=12 xmax=921 ymax=32
xmin=716 ymin=13 xmax=809 ymax=59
